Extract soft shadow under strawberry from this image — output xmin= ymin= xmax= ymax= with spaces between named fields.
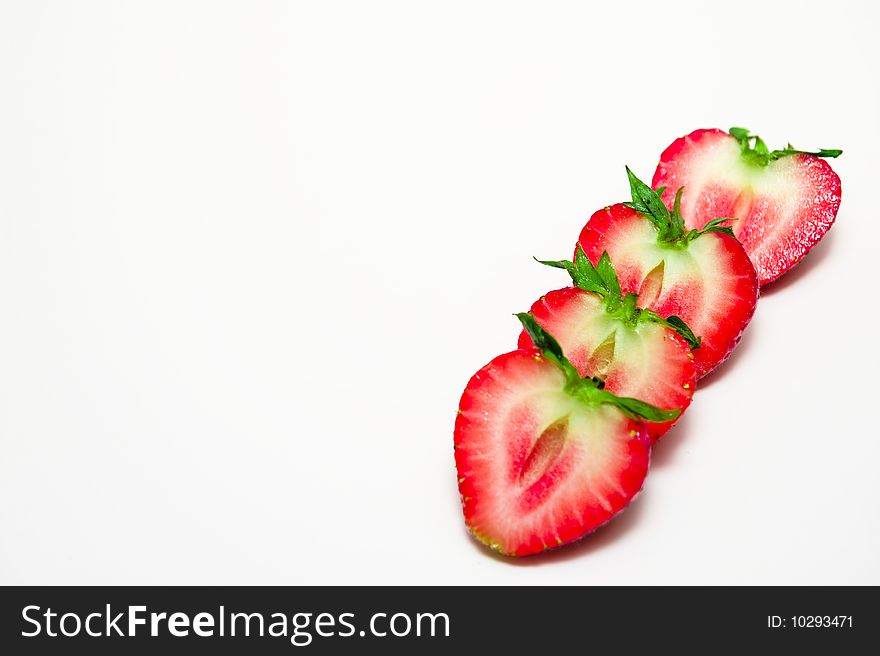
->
xmin=648 ymin=413 xmax=697 ymax=469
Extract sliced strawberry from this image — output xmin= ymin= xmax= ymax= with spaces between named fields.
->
xmin=517 ymin=251 xmax=697 ymax=441
xmin=455 ymin=314 xmax=678 ymax=556
xmin=652 ymin=127 xmax=842 ymax=285
xmin=576 ymin=169 xmax=758 ymax=378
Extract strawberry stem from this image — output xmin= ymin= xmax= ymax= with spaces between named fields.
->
xmin=617 ymin=292 xmax=640 ymax=327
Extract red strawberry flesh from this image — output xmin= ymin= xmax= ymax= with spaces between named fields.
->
xmin=652 ymin=128 xmax=842 ymax=285
xmin=577 ymin=203 xmax=758 ymax=378
xmin=454 ymin=348 xmax=651 ymax=556
xmin=517 ymin=287 xmax=695 ymax=441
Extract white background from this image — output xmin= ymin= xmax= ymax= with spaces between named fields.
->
xmin=1 ymin=0 xmax=878 ymax=585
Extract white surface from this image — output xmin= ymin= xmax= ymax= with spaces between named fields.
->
xmin=1 ymin=0 xmax=878 ymax=585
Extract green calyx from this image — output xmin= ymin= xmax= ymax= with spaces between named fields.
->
xmin=537 ymin=248 xmax=622 ymax=311
xmin=623 ymin=167 xmax=737 ymax=246
xmin=729 ymin=126 xmax=842 ymax=167
xmin=535 ymin=247 xmax=701 ymax=349
xmin=516 ymin=312 xmax=681 ymax=423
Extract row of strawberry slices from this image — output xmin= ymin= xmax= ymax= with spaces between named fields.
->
xmin=454 ymin=128 xmax=841 ymax=556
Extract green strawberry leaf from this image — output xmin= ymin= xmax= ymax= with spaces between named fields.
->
xmin=729 ymin=126 xmax=842 ymax=166
xmin=515 ymin=312 xmax=580 ymax=383
xmin=623 ymin=167 xmax=687 ymax=244
xmin=536 ymin=256 xmax=600 ymax=293
xmin=641 ymin=309 xmax=702 ymax=349
xmin=595 ymin=251 xmax=622 ymax=301
xmin=623 ymin=166 xmax=670 ymax=232
xmin=516 ymin=312 xmax=564 ymax=362
xmin=535 ymin=247 xmax=623 ymax=306
xmin=664 ymin=315 xmax=702 ymax=350
xmin=600 ymin=392 xmax=681 ymax=423
xmin=687 ymin=217 xmax=737 ymax=241
xmin=769 ymin=146 xmax=843 ymax=160
xmin=754 ymin=135 xmax=769 ymax=155
xmin=517 ymin=313 xmax=684 ymax=423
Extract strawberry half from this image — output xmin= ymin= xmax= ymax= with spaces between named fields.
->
xmin=455 ymin=314 xmax=679 ymax=556
xmin=576 ymin=169 xmax=759 ymax=378
xmin=518 ymin=250 xmax=697 ymax=442
xmin=652 ymin=127 xmax=842 ymax=285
